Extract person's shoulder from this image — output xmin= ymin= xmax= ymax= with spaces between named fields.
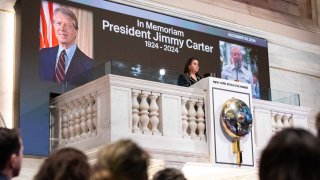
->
xmin=75 ymin=47 xmax=93 ymax=62
xmin=40 ymin=46 xmax=58 ymax=56
xmin=73 ymin=47 xmax=93 ymax=70
xmin=178 ymin=73 xmax=188 ymax=79
xmin=40 ymin=46 xmax=58 ymax=52
xmin=222 ymin=64 xmax=233 ymax=72
xmin=178 ymin=73 xmax=185 ymax=77
xmin=225 ymin=64 xmax=233 ymax=68
xmin=177 ymin=73 xmax=190 ymax=86
xmin=241 ymin=66 xmax=252 ymax=76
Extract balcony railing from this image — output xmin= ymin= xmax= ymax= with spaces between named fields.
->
xmin=50 ymin=74 xmax=209 ymax=164
xmin=63 ymin=60 xmax=301 ymax=106
xmin=50 ymin=74 xmax=309 ymax=167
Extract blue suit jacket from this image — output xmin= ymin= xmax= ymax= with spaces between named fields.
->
xmin=40 ymin=46 xmax=93 ymax=84
xmin=0 ymin=173 xmax=8 ymax=180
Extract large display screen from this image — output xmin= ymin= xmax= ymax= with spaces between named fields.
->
xmin=18 ymin=0 xmax=270 ymax=155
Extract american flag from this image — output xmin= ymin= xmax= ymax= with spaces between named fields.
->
xmin=39 ymin=1 xmax=59 ymax=49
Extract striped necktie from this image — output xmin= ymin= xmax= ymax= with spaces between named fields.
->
xmin=55 ymin=50 xmax=66 ymax=84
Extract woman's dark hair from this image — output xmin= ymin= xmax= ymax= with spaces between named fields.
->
xmin=34 ymin=147 xmax=91 ymax=180
xmin=183 ymin=57 xmax=198 ymax=74
xmin=259 ymin=128 xmax=320 ymax=180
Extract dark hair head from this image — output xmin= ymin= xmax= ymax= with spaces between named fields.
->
xmin=92 ymin=139 xmax=150 ymax=180
xmin=316 ymin=112 xmax=320 ymax=138
xmin=183 ymin=57 xmax=198 ymax=74
xmin=54 ymin=7 xmax=78 ymax=30
xmin=152 ymin=168 xmax=187 ymax=180
xmin=0 ymin=127 xmax=21 ymax=171
xmin=259 ymin=128 xmax=320 ymax=180
xmin=34 ymin=147 xmax=91 ymax=180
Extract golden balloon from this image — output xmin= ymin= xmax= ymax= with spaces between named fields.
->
xmin=220 ymin=97 xmax=253 ymax=140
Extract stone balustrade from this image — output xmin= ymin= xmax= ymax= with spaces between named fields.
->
xmin=50 ymin=74 xmax=310 ymax=166
xmin=57 ymin=94 xmax=97 ymax=145
xmin=271 ymin=112 xmax=293 ymax=133
xmin=130 ymin=89 xmax=205 ymax=140
xmin=51 ymin=74 xmax=208 ymax=164
xmin=253 ymin=99 xmax=310 ymax=158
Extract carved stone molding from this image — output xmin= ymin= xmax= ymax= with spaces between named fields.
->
xmin=199 ymin=0 xmax=319 ymax=32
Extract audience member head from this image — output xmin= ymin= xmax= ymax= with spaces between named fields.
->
xmin=91 ymin=139 xmax=149 ymax=180
xmin=230 ymin=45 xmax=243 ymax=69
xmin=183 ymin=57 xmax=199 ymax=75
xmin=34 ymin=147 xmax=90 ymax=180
xmin=316 ymin=112 xmax=320 ymax=138
xmin=152 ymin=168 xmax=187 ymax=180
xmin=0 ymin=127 xmax=23 ymax=179
xmin=259 ymin=128 xmax=320 ymax=180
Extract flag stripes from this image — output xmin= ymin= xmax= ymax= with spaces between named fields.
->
xmin=40 ymin=1 xmax=59 ymax=49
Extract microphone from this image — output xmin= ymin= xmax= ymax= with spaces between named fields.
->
xmin=203 ymin=72 xmax=217 ymax=78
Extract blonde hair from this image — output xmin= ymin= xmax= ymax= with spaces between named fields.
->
xmin=91 ymin=139 xmax=149 ymax=180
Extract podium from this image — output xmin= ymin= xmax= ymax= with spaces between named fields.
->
xmin=191 ymin=77 xmax=255 ymax=167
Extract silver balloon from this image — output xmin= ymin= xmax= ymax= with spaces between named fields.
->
xmin=220 ymin=97 xmax=252 ymax=140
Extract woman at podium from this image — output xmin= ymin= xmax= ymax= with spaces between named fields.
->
xmin=177 ymin=57 xmax=202 ymax=87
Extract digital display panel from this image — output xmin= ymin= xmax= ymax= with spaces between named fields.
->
xmin=18 ymin=0 xmax=270 ymax=155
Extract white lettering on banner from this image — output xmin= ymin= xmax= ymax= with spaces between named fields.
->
xmin=102 ymin=19 xmax=215 ymax=54
xmin=186 ymin=39 xmax=213 ymax=53
xmin=145 ymin=21 xmax=184 ymax=37
xmin=153 ymin=32 xmax=184 ymax=48
xmin=102 ymin=20 xmax=151 ymax=39
xmin=227 ymin=32 xmax=256 ymax=43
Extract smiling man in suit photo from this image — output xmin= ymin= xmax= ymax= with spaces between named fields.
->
xmin=40 ymin=6 xmax=93 ymax=85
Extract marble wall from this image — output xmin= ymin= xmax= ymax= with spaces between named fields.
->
xmin=199 ymin=0 xmax=319 ymax=30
